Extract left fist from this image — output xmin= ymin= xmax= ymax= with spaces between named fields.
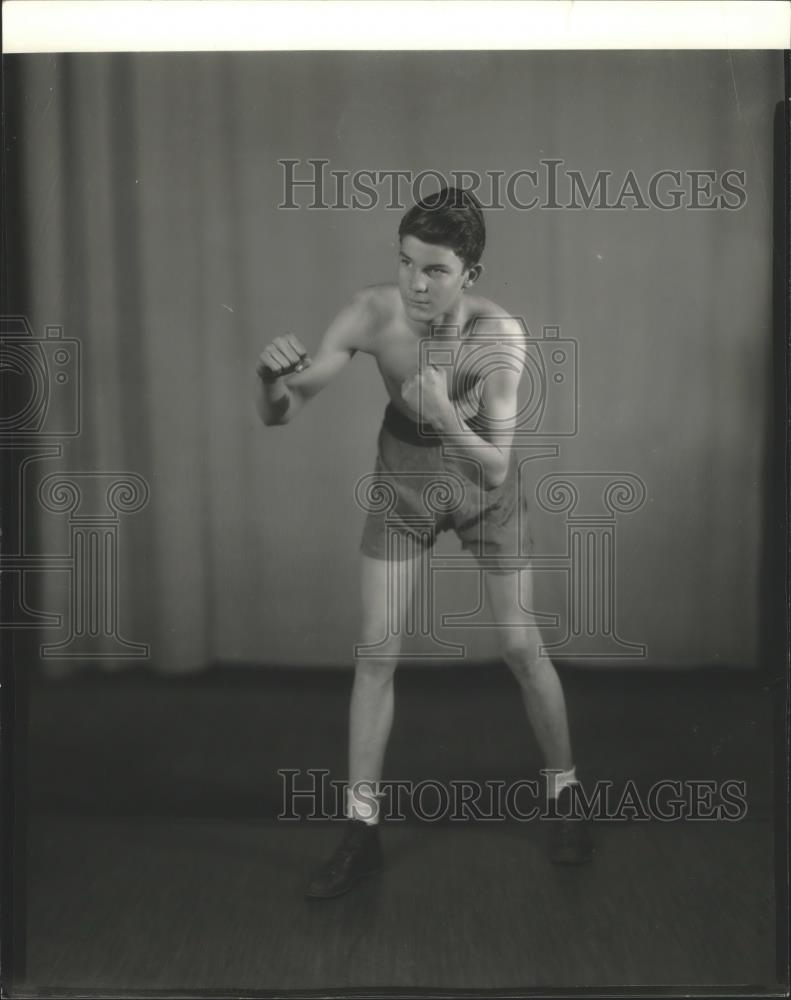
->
xmin=401 ymin=365 xmax=452 ymax=426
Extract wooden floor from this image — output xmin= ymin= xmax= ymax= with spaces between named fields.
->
xmin=6 ymin=665 xmax=786 ymax=994
xmin=16 ymin=815 xmax=778 ymax=993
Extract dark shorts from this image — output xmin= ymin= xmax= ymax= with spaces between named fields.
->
xmin=359 ymin=404 xmax=533 ymax=569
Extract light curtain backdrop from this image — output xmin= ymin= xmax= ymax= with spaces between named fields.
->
xmin=7 ymin=51 xmax=782 ymax=672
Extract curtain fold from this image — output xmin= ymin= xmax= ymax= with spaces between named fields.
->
xmin=7 ymin=51 xmax=781 ymax=672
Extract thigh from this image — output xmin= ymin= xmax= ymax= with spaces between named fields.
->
xmin=483 ymin=565 xmax=533 ymax=621
xmin=359 ymin=551 xmax=423 ymax=648
xmin=482 ymin=564 xmax=552 ymax=653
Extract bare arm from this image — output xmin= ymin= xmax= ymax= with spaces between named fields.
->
xmin=403 ymin=319 xmax=526 ymax=488
xmin=255 ymin=293 xmax=371 ymax=426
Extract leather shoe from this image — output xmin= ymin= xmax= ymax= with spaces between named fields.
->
xmin=304 ymin=819 xmax=383 ymax=899
xmin=549 ymin=785 xmax=595 ymax=864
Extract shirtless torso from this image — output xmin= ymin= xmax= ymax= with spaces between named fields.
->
xmin=273 ymin=283 xmax=522 ymax=433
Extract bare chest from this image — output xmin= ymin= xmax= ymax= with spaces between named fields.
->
xmin=371 ymin=326 xmax=482 ymax=406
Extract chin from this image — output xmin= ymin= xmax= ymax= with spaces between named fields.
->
xmin=406 ymin=301 xmax=437 ymax=320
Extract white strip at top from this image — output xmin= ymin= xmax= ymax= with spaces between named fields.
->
xmin=3 ymin=0 xmax=790 ymax=54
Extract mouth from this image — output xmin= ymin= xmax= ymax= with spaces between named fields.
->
xmin=407 ymin=298 xmax=430 ymax=308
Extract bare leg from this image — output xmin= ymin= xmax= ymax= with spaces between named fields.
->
xmin=484 ymin=566 xmax=593 ymax=863
xmin=484 ymin=567 xmax=573 ymax=772
xmin=305 ymin=553 xmax=418 ymax=897
xmin=348 ymin=552 xmax=418 ymax=793
xmin=305 ymin=554 xmax=415 ymax=898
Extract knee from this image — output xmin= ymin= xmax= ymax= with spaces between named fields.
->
xmin=354 ymin=632 xmax=400 ymax=684
xmin=502 ymin=635 xmax=543 ymax=683
xmin=354 ymin=655 xmax=398 ymax=685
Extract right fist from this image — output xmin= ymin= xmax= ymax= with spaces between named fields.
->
xmin=257 ymin=334 xmax=312 ymax=383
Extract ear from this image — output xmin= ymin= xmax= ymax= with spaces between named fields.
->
xmin=463 ymin=264 xmax=483 ymax=288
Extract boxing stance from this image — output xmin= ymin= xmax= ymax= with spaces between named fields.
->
xmin=256 ymin=189 xmax=592 ymax=899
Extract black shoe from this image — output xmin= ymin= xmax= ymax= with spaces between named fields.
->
xmin=548 ymin=785 xmax=595 ymax=865
xmin=304 ymin=819 xmax=383 ymax=899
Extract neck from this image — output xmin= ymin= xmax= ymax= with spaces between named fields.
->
xmin=406 ymin=296 xmax=466 ymax=337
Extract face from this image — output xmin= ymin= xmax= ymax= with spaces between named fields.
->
xmin=398 ymin=235 xmax=474 ymax=324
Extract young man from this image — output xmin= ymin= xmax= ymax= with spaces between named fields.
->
xmin=256 ymin=188 xmax=593 ymax=899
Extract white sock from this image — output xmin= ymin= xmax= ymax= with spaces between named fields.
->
xmin=345 ymin=782 xmax=380 ymax=826
xmin=547 ymin=765 xmax=578 ymax=799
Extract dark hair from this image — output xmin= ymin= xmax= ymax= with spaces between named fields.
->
xmin=398 ymin=186 xmax=486 ymax=269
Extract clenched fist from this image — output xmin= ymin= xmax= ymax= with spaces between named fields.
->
xmin=401 ymin=365 xmax=453 ymax=427
xmin=257 ymin=334 xmax=312 ymax=383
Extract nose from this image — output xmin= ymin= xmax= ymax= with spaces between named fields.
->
xmin=409 ymin=270 xmax=428 ymax=294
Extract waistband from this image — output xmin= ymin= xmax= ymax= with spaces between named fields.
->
xmin=382 ymin=402 xmax=488 ymax=447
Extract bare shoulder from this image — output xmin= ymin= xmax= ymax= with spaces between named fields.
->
xmin=338 ymin=285 xmax=400 ymax=351
xmin=464 ymin=294 xmax=527 ymax=345
xmin=463 ymin=296 xmax=526 ymax=398
xmin=320 ymin=284 xmax=394 ymax=354
xmin=354 ymin=283 xmax=401 ymax=319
